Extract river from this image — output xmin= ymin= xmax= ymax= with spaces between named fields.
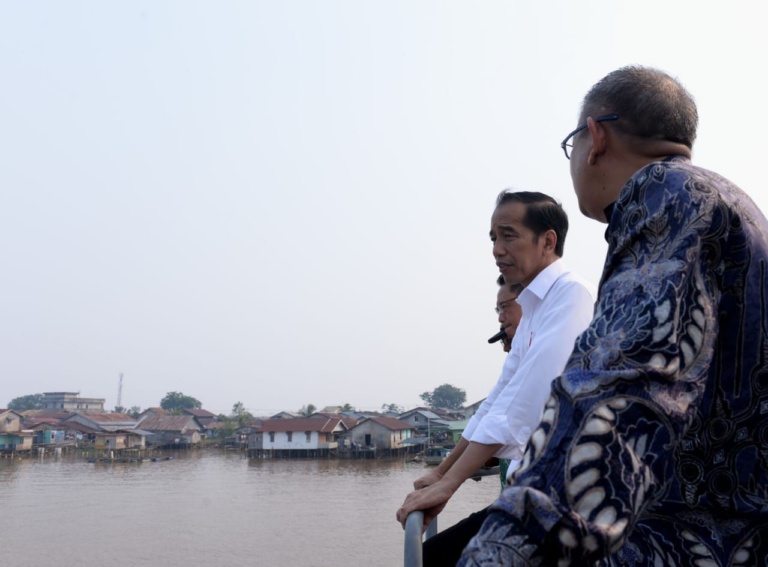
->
xmin=1 ymin=450 xmax=500 ymax=567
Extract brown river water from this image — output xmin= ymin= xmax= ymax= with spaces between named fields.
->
xmin=1 ymin=449 xmax=500 ymax=567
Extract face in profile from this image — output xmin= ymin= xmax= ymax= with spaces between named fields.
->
xmin=568 ymin=118 xmax=607 ymax=222
xmin=491 ymin=201 xmax=550 ymax=286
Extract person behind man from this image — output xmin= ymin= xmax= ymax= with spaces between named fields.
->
xmin=396 ymin=191 xmax=596 ymax=566
xmin=491 ymin=276 xmax=524 ymax=483
xmin=495 ymin=275 xmax=523 ymax=354
xmin=461 ymin=66 xmax=768 ymax=565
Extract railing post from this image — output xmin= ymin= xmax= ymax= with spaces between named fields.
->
xmin=404 ymin=512 xmax=438 ymax=567
xmin=404 ymin=511 xmax=424 ymax=567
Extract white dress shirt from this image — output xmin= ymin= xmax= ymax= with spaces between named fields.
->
xmin=462 ymin=259 xmax=596 ymax=479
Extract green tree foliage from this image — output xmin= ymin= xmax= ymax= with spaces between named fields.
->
xmin=340 ymin=403 xmax=355 ymax=412
xmin=114 ymin=406 xmax=126 ymax=414
xmin=231 ymin=401 xmax=254 ymax=427
xmin=420 ymin=384 xmax=466 ymax=410
xmin=128 ymin=406 xmax=142 ymax=418
xmin=8 ymin=393 xmax=44 ymax=411
xmin=160 ymin=391 xmax=202 ymax=414
xmin=298 ymin=403 xmax=316 ymax=417
xmin=381 ymin=403 xmax=403 ymax=414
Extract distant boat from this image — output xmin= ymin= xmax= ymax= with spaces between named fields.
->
xmin=424 ymin=446 xmax=451 ymax=466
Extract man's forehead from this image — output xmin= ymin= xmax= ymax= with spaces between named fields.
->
xmin=497 ymin=287 xmax=518 ymax=302
xmin=491 ymin=201 xmax=526 ymax=226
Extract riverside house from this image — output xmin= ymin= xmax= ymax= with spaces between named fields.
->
xmin=181 ymin=408 xmax=221 ymax=439
xmin=181 ymin=408 xmax=217 ymax=427
xmin=397 ymin=408 xmax=451 ymax=435
xmin=340 ymin=416 xmax=415 ymax=458
xmin=94 ymin=429 xmax=148 ymax=451
xmin=62 ymin=411 xmax=139 ymax=432
xmin=136 ymin=415 xmax=202 ymax=447
xmin=247 ymin=417 xmax=351 ymax=458
xmin=0 ymin=409 xmax=34 ymax=453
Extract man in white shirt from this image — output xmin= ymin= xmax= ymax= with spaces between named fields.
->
xmin=396 ymin=190 xmax=596 ymax=565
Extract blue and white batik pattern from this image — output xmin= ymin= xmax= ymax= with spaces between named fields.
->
xmin=460 ymin=156 xmax=768 ymax=566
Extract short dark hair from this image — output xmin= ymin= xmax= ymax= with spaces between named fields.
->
xmin=495 ymin=190 xmax=568 ymax=257
xmin=496 ymin=275 xmax=524 ymax=295
xmin=581 ymin=65 xmax=698 ymax=149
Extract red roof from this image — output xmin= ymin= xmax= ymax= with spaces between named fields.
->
xmin=66 ymin=412 xmax=137 ymax=424
xmin=261 ymin=417 xmax=345 ymax=433
xmin=366 ymin=416 xmax=412 ymax=431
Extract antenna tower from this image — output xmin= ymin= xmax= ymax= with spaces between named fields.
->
xmin=117 ymin=373 xmax=124 ymax=409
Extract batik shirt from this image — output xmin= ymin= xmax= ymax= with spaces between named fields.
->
xmin=460 ymin=156 xmax=768 ymax=566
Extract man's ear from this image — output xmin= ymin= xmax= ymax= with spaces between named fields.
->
xmin=543 ymin=229 xmax=557 ymax=253
xmin=586 ymin=116 xmax=608 ymax=166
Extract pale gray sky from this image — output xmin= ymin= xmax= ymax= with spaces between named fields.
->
xmin=2 ymin=1 xmax=765 ymax=416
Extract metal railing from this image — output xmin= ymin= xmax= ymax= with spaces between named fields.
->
xmin=404 ymin=512 xmax=437 ymax=567
xmin=403 ymin=465 xmax=499 ymax=567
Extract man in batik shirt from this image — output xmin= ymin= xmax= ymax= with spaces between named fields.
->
xmin=460 ymin=66 xmax=768 ymax=565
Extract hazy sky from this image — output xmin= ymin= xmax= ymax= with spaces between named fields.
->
xmin=2 ymin=1 xmax=765 ymax=416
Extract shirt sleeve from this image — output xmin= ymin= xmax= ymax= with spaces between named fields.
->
xmin=466 ymin=280 xmax=595 ymax=460
xmin=459 ymin=165 xmax=722 ymax=565
xmin=462 ymin=344 xmax=522 ymax=442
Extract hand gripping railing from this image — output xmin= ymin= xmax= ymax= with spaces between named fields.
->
xmin=404 ymin=512 xmax=437 ymax=567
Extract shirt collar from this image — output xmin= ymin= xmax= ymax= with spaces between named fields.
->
xmin=603 ymin=202 xmax=616 ymax=240
xmin=604 ymin=202 xmax=615 ymax=223
xmin=517 ymin=258 xmax=567 ymax=307
xmin=603 ymin=154 xmax=690 ymax=241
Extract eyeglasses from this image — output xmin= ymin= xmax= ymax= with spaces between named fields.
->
xmin=495 ymin=299 xmax=517 ymax=315
xmin=560 ymin=114 xmax=619 ymax=159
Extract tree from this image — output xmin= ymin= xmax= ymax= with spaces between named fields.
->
xmin=128 ymin=406 xmax=142 ymax=418
xmin=160 ymin=391 xmax=202 ymax=414
xmin=231 ymin=401 xmax=254 ymax=427
xmin=8 ymin=393 xmax=44 ymax=411
xmin=114 ymin=405 xmax=126 ymax=414
xmin=340 ymin=403 xmax=355 ymax=412
xmin=381 ymin=403 xmax=403 ymax=414
xmin=298 ymin=403 xmax=316 ymax=417
xmin=420 ymin=384 xmax=466 ymax=410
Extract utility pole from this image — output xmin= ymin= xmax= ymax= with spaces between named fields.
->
xmin=116 ymin=373 xmax=123 ymax=409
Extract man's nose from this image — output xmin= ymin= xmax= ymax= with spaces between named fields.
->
xmin=492 ymin=239 xmax=505 ymax=258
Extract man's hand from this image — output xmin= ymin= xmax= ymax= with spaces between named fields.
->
xmin=413 ymin=469 xmax=443 ymax=490
xmin=396 ymin=479 xmax=456 ymax=529
xmin=396 ymin=441 xmax=501 ymax=528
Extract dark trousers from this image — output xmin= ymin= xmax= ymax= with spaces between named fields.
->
xmin=422 ymin=507 xmax=489 ymax=567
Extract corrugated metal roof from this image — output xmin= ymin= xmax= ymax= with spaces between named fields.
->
xmin=71 ymin=412 xmax=137 ymax=424
xmin=137 ymin=415 xmax=198 ymax=432
xmin=126 ymin=429 xmax=153 ymax=436
xmin=61 ymin=421 xmax=101 ymax=434
xmin=368 ymin=416 xmax=413 ymax=431
xmin=23 ymin=418 xmax=63 ymax=428
xmin=19 ymin=409 xmax=72 ymax=419
xmin=182 ymin=408 xmax=216 ymax=417
xmin=399 ymin=408 xmax=442 ymax=420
